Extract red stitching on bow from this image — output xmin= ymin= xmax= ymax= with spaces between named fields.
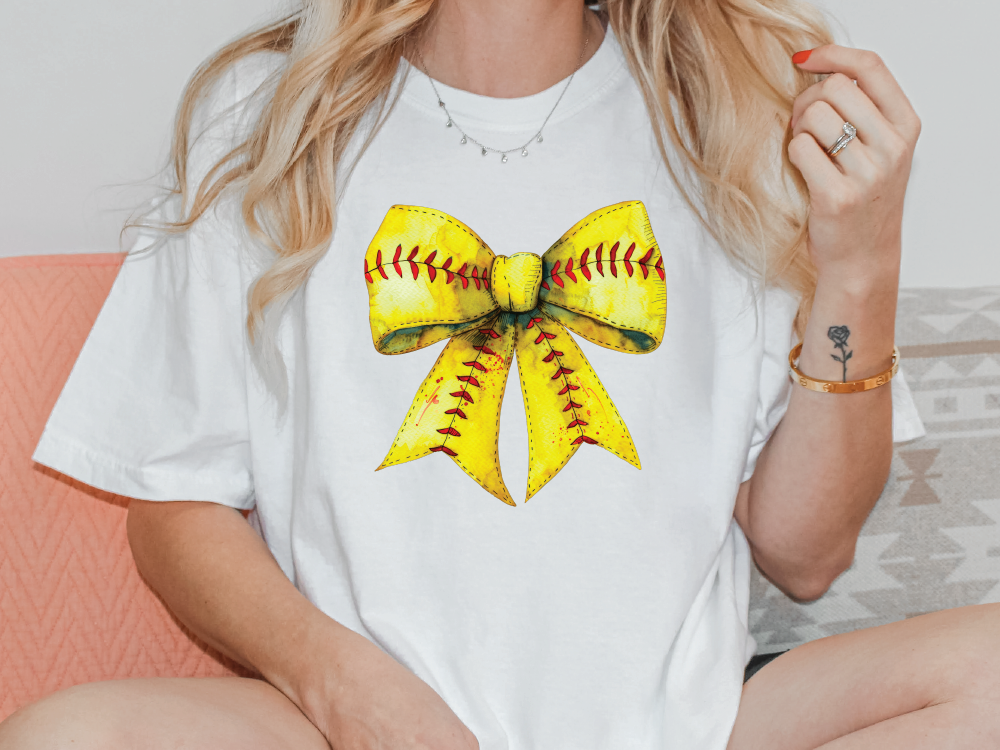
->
xmin=425 ymin=250 xmax=437 ymax=281
xmin=579 ymin=248 xmax=591 ymax=281
xmin=638 ymin=248 xmax=653 ymax=279
xmin=407 ymin=246 xmax=420 ymax=279
xmin=564 ymin=258 xmax=577 ymax=283
xmin=543 ymin=242 xmax=662 ymax=287
xmin=363 ymin=249 xmax=488 ymax=288
xmin=550 ymin=260 xmax=565 ymax=288
xmin=434 ymin=321 xmax=503 ymax=457
xmin=530 ymin=317 xmax=598 ymax=445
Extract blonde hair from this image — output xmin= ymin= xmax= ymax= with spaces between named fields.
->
xmin=152 ymin=0 xmax=832 ymax=390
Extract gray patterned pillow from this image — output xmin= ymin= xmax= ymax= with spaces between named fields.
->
xmin=749 ymin=287 xmax=1000 ymax=653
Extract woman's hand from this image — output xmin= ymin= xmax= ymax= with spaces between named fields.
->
xmin=128 ymin=499 xmax=477 ymax=750
xmin=299 ymin=627 xmax=480 ymax=750
xmin=788 ymin=45 xmax=921 ymax=286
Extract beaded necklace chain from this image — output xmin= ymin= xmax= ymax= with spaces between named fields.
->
xmin=414 ymin=20 xmax=591 ymax=163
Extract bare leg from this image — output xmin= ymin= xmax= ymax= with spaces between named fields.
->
xmin=0 ymin=677 xmax=330 ymax=750
xmin=730 ymin=603 xmax=1000 ymax=749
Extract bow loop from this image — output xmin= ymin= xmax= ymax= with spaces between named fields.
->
xmin=539 ymin=201 xmax=666 ymax=353
xmin=365 ymin=206 xmax=497 ymax=354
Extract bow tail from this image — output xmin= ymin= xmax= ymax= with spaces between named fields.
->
xmin=378 ymin=314 xmax=518 ymax=506
xmin=515 ymin=312 xmax=641 ymax=501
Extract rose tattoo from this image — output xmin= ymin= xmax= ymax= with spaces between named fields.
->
xmin=828 ymin=325 xmax=853 ymax=382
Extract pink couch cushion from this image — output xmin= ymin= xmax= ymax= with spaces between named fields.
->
xmin=0 ymin=253 xmax=246 ymax=721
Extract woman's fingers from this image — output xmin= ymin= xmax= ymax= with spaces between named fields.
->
xmin=791 ymin=97 xmax=884 ymax=216
xmin=793 ymin=98 xmax=870 ymax=177
xmin=789 ymin=45 xmax=918 ymax=192
xmin=793 ymin=45 xmax=921 ymax=144
xmin=787 ymin=128 xmax=845 ymax=213
xmin=785 ymin=45 xmax=916 ymax=277
xmin=791 ymin=73 xmax=892 ymax=153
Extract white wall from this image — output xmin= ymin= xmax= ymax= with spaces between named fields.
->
xmin=1 ymin=1 xmax=996 ymax=288
xmin=0 ymin=0 xmax=279 ymax=256
xmin=811 ymin=0 xmax=999 ymax=288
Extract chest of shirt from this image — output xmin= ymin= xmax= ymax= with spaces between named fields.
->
xmin=263 ymin=97 xmax=759 ymax=505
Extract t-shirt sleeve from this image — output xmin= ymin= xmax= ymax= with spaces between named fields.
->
xmin=741 ymin=285 xmax=926 ymax=484
xmin=32 ymin=57 xmax=281 ymax=509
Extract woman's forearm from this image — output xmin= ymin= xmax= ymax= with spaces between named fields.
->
xmin=738 ymin=44 xmax=920 ymax=600
xmin=127 ymin=499 xmax=482 ymax=748
xmin=738 ymin=261 xmax=898 ymax=600
xmin=126 ymin=499 xmax=353 ymax=708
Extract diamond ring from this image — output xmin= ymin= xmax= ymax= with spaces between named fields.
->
xmin=826 ymin=122 xmax=857 ymax=158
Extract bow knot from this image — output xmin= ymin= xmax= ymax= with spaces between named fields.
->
xmin=364 ymin=202 xmax=666 ymax=505
xmin=491 ymin=253 xmax=543 ymax=312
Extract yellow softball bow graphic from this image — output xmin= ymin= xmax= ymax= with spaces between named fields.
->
xmin=364 ymin=202 xmax=666 ymax=505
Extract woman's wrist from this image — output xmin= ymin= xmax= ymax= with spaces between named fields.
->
xmin=259 ymin=607 xmax=357 ymax=721
xmin=797 ymin=257 xmax=899 ymax=383
xmin=812 ymin=235 xmax=901 ymax=298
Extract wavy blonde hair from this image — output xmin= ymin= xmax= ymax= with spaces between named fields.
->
xmin=153 ymin=0 xmax=832 ymax=391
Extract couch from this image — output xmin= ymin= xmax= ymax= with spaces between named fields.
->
xmin=2 ymin=253 xmax=999 ymax=720
xmin=0 ymin=254 xmax=248 ymax=722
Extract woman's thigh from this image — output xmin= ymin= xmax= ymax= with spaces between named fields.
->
xmin=730 ymin=603 xmax=1000 ymax=750
xmin=0 ymin=676 xmax=330 ymax=750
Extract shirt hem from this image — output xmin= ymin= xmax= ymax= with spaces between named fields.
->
xmin=32 ymin=428 xmax=256 ymax=510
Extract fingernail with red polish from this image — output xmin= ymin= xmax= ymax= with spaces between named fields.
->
xmin=792 ymin=49 xmax=812 ymax=65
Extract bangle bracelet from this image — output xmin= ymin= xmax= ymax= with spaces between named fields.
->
xmin=788 ymin=343 xmax=900 ymax=394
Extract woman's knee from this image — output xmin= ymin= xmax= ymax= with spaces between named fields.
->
xmin=0 ymin=683 xmax=129 ymax=750
xmin=925 ymin=603 xmax=1000 ymax=701
xmin=1 ymin=677 xmax=329 ymax=750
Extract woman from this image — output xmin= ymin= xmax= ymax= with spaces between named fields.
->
xmin=2 ymin=0 xmax=997 ymax=748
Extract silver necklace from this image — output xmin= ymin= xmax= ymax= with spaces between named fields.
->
xmin=414 ymin=24 xmax=591 ymax=163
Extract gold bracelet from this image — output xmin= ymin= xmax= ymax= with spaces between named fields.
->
xmin=788 ymin=343 xmax=900 ymax=394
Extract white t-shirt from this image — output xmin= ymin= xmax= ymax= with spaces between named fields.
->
xmin=35 ymin=32 xmax=924 ymax=749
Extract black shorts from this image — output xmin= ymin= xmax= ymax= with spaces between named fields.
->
xmin=743 ymin=650 xmax=788 ymax=683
